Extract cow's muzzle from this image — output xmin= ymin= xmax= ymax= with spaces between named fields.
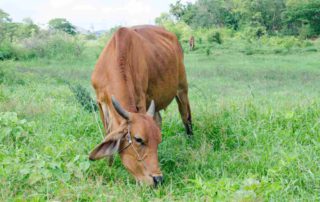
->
xmin=153 ymin=175 xmax=164 ymax=187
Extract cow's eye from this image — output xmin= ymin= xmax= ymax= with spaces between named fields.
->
xmin=134 ymin=136 xmax=144 ymax=145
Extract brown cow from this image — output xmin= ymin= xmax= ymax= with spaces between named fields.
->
xmin=89 ymin=25 xmax=192 ymax=186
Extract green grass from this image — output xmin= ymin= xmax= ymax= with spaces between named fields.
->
xmin=0 ymin=45 xmax=320 ymax=201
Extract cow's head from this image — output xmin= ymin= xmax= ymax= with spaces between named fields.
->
xmin=89 ymin=96 xmax=163 ymax=186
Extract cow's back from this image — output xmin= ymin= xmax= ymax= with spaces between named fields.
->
xmin=92 ymin=25 xmax=185 ymax=113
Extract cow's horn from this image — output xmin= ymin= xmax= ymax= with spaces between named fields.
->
xmin=147 ymin=100 xmax=155 ymax=117
xmin=111 ymin=96 xmax=130 ymax=120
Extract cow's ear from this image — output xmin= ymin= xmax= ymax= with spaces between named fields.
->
xmin=89 ymin=125 xmax=127 ymax=160
xmin=89 ymin=139 xmax=120 ymax=160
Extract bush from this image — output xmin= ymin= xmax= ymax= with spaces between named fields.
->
xmin=0 ymin=42 xmax=17 ymax=60
xmin=0 ymin=68 xmax=25 ymax=85
xmin=162 ymin=21 xmax=192 ymax=41
xmin=298 ymin=24 xmax=315 ymax=40
xmin=284 ymin=0 xmax=320 ymax=37
xmin=261 ymin=36 xmax=307 ymax=50
xmin=193 ymin=28 xmax=230 ymax=45
xmin=0 ymin=112 xmax=34 ymax=147
xmin=273 ymin=48 xmax=286 ymax=54
xmin=21 ymin=31 xmax=84 ymax=60
xmin=207 ymin=30 xmax=222 ymax=44
xmin=206 ymin=47 xmax=211 ymax=55
xmin=68 ymin=83 xmax=98 ymax=113
xmin=244 ymin=46 xmax=254 ymax=55
xmin=235 ymin=26 xmax=267 ymax=42
xmin=0 ymin=31 xmax=85 ymax=60
xmin=303 ymin=47 xmax=318 ymax=52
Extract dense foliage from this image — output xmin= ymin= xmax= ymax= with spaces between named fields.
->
xmin=157 ymin=0 xmax=320 ymax=37
xmin=48 ymin=18 xmax=77 ymax=36
xmin=0 ymin=10 xmax=86 ymax=60
xmin=153 ymin=0 xmax=320 ymax=56
xmin=1 ymin=0 xmax=319 ymax=61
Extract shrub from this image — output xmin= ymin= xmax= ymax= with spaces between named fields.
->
xmin=298 ymin=24 xmax=315 ymax=40
xmin=68 ymin=83 xmax=98 ymax=113
xmin=206 ymin=47 xmax=211 ymax=55
xmin=162 ymin=21 xmax=192 ymax=41
xmin=236 ymin=26 xmax=267 ymax=42
xmin=0 ymin=31 xmax=86 ymax=61
xmin=0 ymin=112 xmax=34 ymax=147
xmin=261 ymin=36 xmax=305 ymax=50
xmin=0 ymin=42 xmax=17 ymax=60
xmin=0 ymin=68 xmax=25 ymax=85
xmin=207 ymin=30 xmax=222 ymax=44
xmin=244 ymin=45 xmax=254 ymax=55
xmin=20 ymin=31 xmax=85 ymax=60
xmin=303 ymin=47 xmax=318 ymax=52
xmin=273 ymin=48 xmax=285 ymax=54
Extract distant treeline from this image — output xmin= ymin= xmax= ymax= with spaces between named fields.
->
xmin=1 ymin=0 xmax=319 ymax=61
xmin=0 ymin=9 xmax=110 ymax=60
xmin=156 ymin=0 xmax=320 ymax=38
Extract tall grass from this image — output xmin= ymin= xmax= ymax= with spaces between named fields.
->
xmin=0 ymin=31 xmax=89 ymax=61
xmin=0 ymin=42 xmax=320 ymax=201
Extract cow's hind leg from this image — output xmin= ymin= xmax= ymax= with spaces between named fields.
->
xmin=175 ymin=89 xmax=193 ymax=136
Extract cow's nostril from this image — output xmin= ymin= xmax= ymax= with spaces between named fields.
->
xmin=153 ymin=176 xmax=164 ymax=187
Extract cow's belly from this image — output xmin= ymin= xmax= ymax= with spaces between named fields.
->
xmin=147 ymin=78 xmax=179 ymax=111
xmin=144 ymin=42 xmax=181 ymax=111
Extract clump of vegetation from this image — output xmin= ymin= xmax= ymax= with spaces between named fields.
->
xmin=303 ymin=46 xmax=318 ymax=52
xmin=160 ymin=0 xmax=320 ymax=38
xmin=0 ymin=68 xmax=25 ymax=85
xmin=155 ymin=0 xmax=319 ymax=54
xmin=21 ymin=31 xmax=84 ymax=60
xmin=207 ymin=30 xmax=222 ymax=44
xmin=0 ymin=112 xmax=34 ymax=147
xmin=69 ymin=83 xmax=98 ymax=113
xmin=48 ymin=18 xmax=77 ymax=35
xmin=206 ymin=47 xmax=211 ymax=55
xmin=0 ymin=42 xmax=16 ymax=60
xmin=0 ymin=10 xmax=85 ymax=61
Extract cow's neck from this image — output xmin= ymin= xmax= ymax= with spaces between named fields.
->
xmin=108 ymin=67 xmax=139 ymax=127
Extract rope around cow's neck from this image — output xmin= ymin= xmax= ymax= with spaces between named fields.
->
xmin=118 ymin=124 xmax=148 ymax=170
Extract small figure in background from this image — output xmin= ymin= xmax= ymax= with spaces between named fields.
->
xmin=189 ymin=35 xmax=195 ymax=51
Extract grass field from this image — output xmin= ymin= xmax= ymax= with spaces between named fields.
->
xmin=1 ymin=45 xmax=320 ymax=201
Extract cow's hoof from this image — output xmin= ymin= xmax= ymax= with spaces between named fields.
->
xmin=185 ymin=123 xmax=193 ymax=136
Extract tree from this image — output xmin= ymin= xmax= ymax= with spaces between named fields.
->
xmin=0 ymin=9 xmax=11 ymax=23
xmin=155 ymin=13 xmax=173 ymax=25
xmin=190 ymin=0 xmax=239 ymax=29
xmin=0 ymin=9 xmax=12 ymax=43
xmin=231 ymin=0 xmax=286 ymax=33
xmin=169 ymin=1 xmax=197 ymax=25
xmin=180 ymin=2 xmax=197 ymax=25
xmin=48 ymin=18 xmax=77 ymax=35
xmin=16 ymin=18 xmax=40 ymax=38
xmin=284 ymin=0 xmax=320 ymax=36
xmin=169 ymin=0 xmax=186 ymax=20
xmin=0 ymin=10 xmax=40 ymax=43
